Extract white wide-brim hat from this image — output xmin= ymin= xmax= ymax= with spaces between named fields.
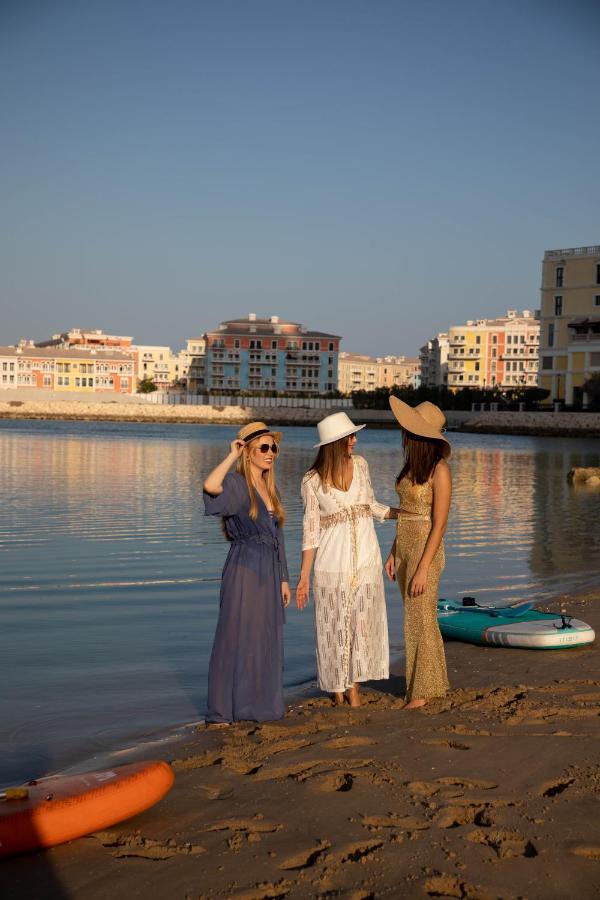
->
xmin=314 ymin=411 xmax=366 ymax=448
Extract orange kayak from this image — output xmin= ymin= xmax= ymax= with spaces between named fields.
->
xmin=0 ymin=760 xmax=174 ymax=858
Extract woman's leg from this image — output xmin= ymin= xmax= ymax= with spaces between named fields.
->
xmin=396 ymin=525 xmax=448 ymax=707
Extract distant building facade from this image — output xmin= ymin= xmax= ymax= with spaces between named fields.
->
xmin=201 ymin=315 xmax=340 ymax=395
xmin=134 ymin=345 xmax=188 ymax=391
xmin=446 ymin=310 xmax=539 ymax=391
xmin=0 ymin=344 xmax=135 ymax=393
xmin=419 ymin=333 xmax=449 ymax=388
xmin=35 ymin=328 xmax=133 ymax=351
xmin=539 ymin=245 xmax=600 ymax=405
xmin=185 ymin=337 xmax=206 ymax=393
xmin=338 ymin=353 xmax=420 ymax=394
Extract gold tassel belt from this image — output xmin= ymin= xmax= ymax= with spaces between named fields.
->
xmin=319 ymin=503 xmax=372 ymax=530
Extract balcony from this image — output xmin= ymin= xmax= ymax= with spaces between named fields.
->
xmin=544 ymin=245 xmax=600 ymax=260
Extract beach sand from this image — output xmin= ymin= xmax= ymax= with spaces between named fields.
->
xmin=3 ymin=591 xmax=599 ymax=899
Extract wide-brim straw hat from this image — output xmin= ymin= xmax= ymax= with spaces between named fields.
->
xmin=313 ymin=411 xmax=366 ymax=448
xmin=238 ymin=421 xmax=283 ymax=445
xmin=389 ymin=397 xmax=451 ymax=458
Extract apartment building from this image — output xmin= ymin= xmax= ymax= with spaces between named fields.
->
xmin=36 ymin=328 xmax=133 ymax=351
xmin=0 ymin=344 xmax=135 ymax=393
xmin=135 ymin=345 xmax=188 ymax=390
xmin=446 ymin=310 xmax=539 ymax=391
xmin=338 ymin=353 xmax=420 ymax=394
xmin=539 ymin=245 xmax=600 ymax=404
xmin=419 ymin=333 xmax=449 ymax=388
xmin=202 ymin=315 xmax=340 ymax=394
xmin=185 ymin=337 xmax=206 ymax=393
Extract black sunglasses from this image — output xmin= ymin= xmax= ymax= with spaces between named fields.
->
xmin=256 ymin=442 xmax=279 ymax=455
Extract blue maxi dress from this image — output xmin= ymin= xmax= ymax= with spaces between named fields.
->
xmin=203 ymin=471 xmax=289 ymax=723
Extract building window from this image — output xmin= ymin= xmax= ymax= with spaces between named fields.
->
xmin=594 ymin=295 xmax=600 ymax=307
xmin=554 ymin=296 xmax=563 ymax=316
xmin=555 ymin=266 xmax=564 ymax=288
xmin=475 ymin=335 xmax=481 ymax=345
xmin=328 ymin=342 xmax=334 ymax=351
xmin=596 ymin=263 xmax=600 ymax=285
xmin=542 ymin=357 xmax=553 ymax=370
xmin=271 ymin=340 xmax=277 ymax=349
xmin=548 ymin=324 xmax=555 ymax=347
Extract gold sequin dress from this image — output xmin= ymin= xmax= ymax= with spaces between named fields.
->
xmin=395 ymin=477 xmax=449 ymax=702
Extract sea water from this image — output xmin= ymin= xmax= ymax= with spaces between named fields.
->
xmin=1 ymin=420 xmax=598 ymax=783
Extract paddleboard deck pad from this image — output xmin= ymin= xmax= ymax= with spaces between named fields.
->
xmin=438 ymin=598 xmax=595 ymax=650
xmin=0 ymin=760 xmax=174 ymax=858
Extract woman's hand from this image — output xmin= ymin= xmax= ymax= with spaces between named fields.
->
xmin=230 ymin=439 xmax=245 ymax=458
xmin=281 ymin=582 xmax=291 ymax=608
xmin=384 ymin=553 xmax=396 ymax=582
xmin=409 ymin=565 xmax=429 ymax=597
xmin=296 ymin=575 xmax=310 ymax=610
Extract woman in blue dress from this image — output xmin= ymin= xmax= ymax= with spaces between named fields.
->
xmin=203 ymin=421 xmax=290 ymax=726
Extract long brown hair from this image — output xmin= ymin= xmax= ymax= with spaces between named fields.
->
xmin=397 ymin=429 xmax=445 ymax=485
xmin=309 ymin=436 xmax=352 ymax=491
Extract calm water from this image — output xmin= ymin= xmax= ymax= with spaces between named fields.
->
xmin=1 ymin=420 xmax=599 ymax=784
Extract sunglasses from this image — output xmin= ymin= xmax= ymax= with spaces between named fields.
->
xmin=255 ymin=442 xmax=279 ymax=455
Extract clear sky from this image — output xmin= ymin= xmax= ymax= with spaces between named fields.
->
xmin=1 ymin=0 xmax=599 ymax=356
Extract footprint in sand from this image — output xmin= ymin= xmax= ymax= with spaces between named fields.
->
xmin=318 ymin=736 xmax=377 ymax=750
xmin=466 ymin=828 xmax=538 ymax=859
xmin=279 ymin=840 xmax=331 ymax=870
xmin=424 ymin=873 xmax=491 ymax=899
xmin=93 ymin=832 xmax=206 ymax=859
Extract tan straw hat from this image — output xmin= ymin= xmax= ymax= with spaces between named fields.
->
xmin=238 ymin=421 xmax=283 ymax=445
xmin=389 ymin=397 xmax=451 ymax=457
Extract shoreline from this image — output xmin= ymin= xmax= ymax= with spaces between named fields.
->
xmin=1 ymin=400 xmax=600 ymax=437
xmin=4 ymin=588 xmax=599 ymax=899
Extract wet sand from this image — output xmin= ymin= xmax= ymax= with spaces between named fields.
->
xmin=3 ymin=591 xmax=600 ymax=899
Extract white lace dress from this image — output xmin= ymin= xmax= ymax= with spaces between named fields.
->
xmin=301 ymin=454 xmax=390 ymax=693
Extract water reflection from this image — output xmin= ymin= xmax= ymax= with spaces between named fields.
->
xmin=0 ymin=421 xmax=598 ymax=783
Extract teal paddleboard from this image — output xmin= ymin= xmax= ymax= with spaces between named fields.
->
xmin=437 ymin=599 xmax=595 ymax=650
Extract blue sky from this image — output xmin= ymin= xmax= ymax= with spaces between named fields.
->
xmin=1 ymin=0 xmax=599 ymax=355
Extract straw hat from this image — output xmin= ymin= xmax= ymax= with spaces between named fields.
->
xmin=314 ymin=411 xmax=366 ymax=448
xmin=388 ymin=397 xmax=451 ymax=457
xmin=238 ymin=421 xmax=283 ymax=445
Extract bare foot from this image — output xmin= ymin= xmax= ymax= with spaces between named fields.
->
xmin=333 ymin=692 xmax=345 ymax=706
xmin=206 ymin=721 xmax=231 ymax=729
xmin=345 ymin=685 xmax=361 ymax=708
xmin=403 ymin=698 xmax=427 ymax=710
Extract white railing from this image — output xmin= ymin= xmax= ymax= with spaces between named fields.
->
xmin=544 ymin=245 xmax=600 ymax=260
xmin=143 ymin=393 xmax=352 ymax=409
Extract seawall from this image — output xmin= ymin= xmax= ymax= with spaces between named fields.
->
xmin=1 ymin=397 xmax=600 ymax=437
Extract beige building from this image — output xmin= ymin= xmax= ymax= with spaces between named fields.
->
xmin=446 ymin=310 xmax=539 ymax=391
xmin=185 ymin=336 xmax=206 ymax=393
xmin=0 ymin=344 xmax=135 ymax=393
xmin=539 ymin=245 xmax=600 ymax=405
xmin=338 ymin=353 xmax=420 ymax=394
xmin=135 ymin=345 xmax=188 ymax=391
xmin=419 ymin=333 xmax=449 ymax=387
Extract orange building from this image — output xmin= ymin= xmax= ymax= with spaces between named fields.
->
xmin=0 ymin=345 xmax=135 ymax=394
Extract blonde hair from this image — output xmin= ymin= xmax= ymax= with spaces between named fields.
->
xmin=309 ymin=436 xmax=352 ymax=492
xmin=238 ymin=437 xmax=286 ymax=525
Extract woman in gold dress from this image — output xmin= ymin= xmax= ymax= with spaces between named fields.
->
xmin=384 ymin=398 xmax=452 ymax=709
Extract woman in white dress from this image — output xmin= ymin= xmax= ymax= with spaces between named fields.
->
xmin=296 ymin=412 xmax=398 ymax=707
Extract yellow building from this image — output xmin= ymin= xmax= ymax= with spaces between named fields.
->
xmin=0 ymin=344 xmax=135 ymax=393
xmin=134 ymin=345 xmax=188 ymax=391
xmin=338 ymin=353 xmax=420 ymax=394
xmin=539 ymin=245 xmax=600 ymax=405
xmin=447 ymin=310 xmax=539 ymax=391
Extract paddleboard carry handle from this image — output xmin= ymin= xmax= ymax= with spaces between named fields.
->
xmin=553 ymin=614 xmax=573 ymax=630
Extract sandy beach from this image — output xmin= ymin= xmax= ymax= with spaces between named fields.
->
xmin=3 ymin=590 xmax=599 ymax=900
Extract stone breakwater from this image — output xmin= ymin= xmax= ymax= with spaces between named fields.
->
xmin=1 ymin=400 xmax=599 ymax=436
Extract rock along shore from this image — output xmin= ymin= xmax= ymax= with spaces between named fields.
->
xmin=1 ymin=398 xmax=600 ymax=437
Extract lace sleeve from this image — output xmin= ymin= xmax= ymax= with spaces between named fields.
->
xmin=301 ymin=473 xmax=321 ymax=550
xmin=359 ymin=456 xmax=390 ymax=523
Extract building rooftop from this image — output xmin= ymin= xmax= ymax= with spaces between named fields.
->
xmin=0 ymin=346 xmax=135 ymax=360
xmin=544 ymin=245 xmax=600 ymax=260
xmin=207 ymin=314 xmax=340 ymax=340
